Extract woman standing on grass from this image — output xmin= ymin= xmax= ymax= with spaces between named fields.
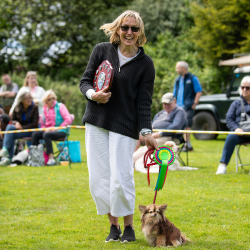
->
xmin=79 ymin=10 xmax=158 ymax=243
xmin=9 ymin=71 xmax=45 ymax=115
xmin=216 ymin=76 xmax=250 ymax=174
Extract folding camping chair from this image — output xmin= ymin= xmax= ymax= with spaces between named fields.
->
xmin=15 ymin=114 xmax=74 ymax=168
xmin=14 ymin=114 xmax=44 ymax=155
xmin=235 ymin=142 xmax=250 ymax=173
xmin=52 ymin=114 xmax=75 ymax=169
xmin=173 ymin=133 xmax=189 ymax=167
xmin=52 ymin=126 xmax=72 ymax=168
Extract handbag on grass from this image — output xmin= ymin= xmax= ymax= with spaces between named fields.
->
xmin=239 ymin=98 xmax=250 ymax=133
xmin=27 ymin=144 xmax=45 ymax=167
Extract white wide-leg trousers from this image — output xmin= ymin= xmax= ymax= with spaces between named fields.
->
xmin=85 ymin=123 xmax=137 ymax=217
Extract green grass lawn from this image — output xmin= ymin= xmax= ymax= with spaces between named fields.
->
xmin=0 ymin=129 xmax=250 ymax=249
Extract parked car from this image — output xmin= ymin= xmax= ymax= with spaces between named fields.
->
xmin=192 ymin=65 xmax=250 ymax=140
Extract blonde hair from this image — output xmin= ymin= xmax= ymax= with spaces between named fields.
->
xmin=42 ymin=89 xmax=57 ymax=104
xmin=14 ymin=92 xmax=32 ymax=112
xmin=100 ymin=10 xmax=147 ymax=47
xmin=23 ymin=71 xmax=38 ymax=87
xmin=238 ymin=75 xmax=250 ymax=95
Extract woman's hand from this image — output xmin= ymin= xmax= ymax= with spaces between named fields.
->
xmin=15 ymin=122 xmax=23 ymax=130
xmin=144 ymin=134 xmax=159 ymax=150
xmin=91 ymin=87 xmax=111 ymax=104
xmin=235 ymin=128 xmax=244 ymax=135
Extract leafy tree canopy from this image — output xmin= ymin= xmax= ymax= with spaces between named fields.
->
xmin=144 ymin=30 xmax=224 ymax=116
xmin=191 ymin=0 xmax=250 ymax=65
xmin=128 ymin=0 xmax=195 ymax=42
xmin=0 ymin=0 xmax=132 ymax=75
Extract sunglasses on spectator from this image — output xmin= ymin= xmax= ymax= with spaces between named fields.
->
xmin=241 ymin=86 xmax=250 ymax=90
xmin=25 ymin=97 xmax=32 ymax=100
xmin=47 ymin=97 xmax=56 ymax=101
xmin=120 ymin=26 xmax=140 ymax=32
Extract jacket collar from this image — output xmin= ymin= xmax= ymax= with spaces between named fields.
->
xmin=112 ymin=43 xmax=145 ymax=58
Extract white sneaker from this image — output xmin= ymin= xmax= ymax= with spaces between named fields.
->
xmin=47 ymin=159 xmax=56 ymax=166
xmin=216 ymin=163 xmax=227 ymax=174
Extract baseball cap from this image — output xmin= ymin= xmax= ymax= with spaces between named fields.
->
xmin=162 ymin=93 xmax=176 ymax=103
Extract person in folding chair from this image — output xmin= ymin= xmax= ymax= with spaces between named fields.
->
xmin=133 ymin=92 xmax=186 ymax=163
xmin=216 ymin=76 xmax=250 ymax=174
xmin=31 ymin=90 xmax=72 ymax=166
xmin=0 ymin=92 xmax=39 ymax=165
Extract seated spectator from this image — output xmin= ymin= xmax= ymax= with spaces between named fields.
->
xmin=9 ymin=71 xmax=45 ymax=115
xmin=31 ymin=90 xmax=72 ymax=166
xmin=216 ymin=76 xmax=250 ymax=174
xmin=0 ymin=92 xmax=39 ymax=165
xmin=0 ymin=114 xmax=11 ymax=149
xmin=134 ymin=92 xmax=186 ymax=162
xmin=0 ymin=74 xmax=19 ymax=114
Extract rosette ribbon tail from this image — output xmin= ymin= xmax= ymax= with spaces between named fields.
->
xmin=154 ymin=159 xmax=169 ymax=191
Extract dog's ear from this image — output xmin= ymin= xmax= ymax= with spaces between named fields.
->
xmin=139 ymin=204 xmax=147 ymax=213
xmin=164 ymin=141 xmax=173 ymax=147
xmin=159 ymin=204 xmax=167 ymax=212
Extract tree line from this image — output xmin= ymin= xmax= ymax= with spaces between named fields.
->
xmin=1 ymin=0 xmax=250 ymax=118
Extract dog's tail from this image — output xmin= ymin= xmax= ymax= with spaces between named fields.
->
xmin=181 ymin=233 xmax=191 ymax=243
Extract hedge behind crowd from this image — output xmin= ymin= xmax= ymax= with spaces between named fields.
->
xmin=10 ymin=74 xmax=87 ymax=124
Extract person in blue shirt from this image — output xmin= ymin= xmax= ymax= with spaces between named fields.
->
xmin=173 ymin=61 xmax=202 ymax=151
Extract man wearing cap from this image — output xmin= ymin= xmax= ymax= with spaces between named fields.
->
xmin=0 ymin=74 xmax=19 ymax=114
xmin=173 ymin=61 xmax=202 ymax=151
xmin=133 ymin=92 xmax=186 ymax=161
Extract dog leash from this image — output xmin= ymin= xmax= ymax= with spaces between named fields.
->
xmin=143 ymin=145 xmax=175 ymax=204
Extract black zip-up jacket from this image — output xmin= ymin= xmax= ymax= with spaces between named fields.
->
xmin=79 ymin=42 xmax=155 ymax=140
xmin=12 ymin=102 xmax=39 ymax=129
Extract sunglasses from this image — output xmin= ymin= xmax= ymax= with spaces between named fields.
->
xmin=25 ymin=97 xmax=32 ymax=100
xmin=241 ymin=86 xmax=250 ymax=90
xmin=120 ymin=26 xmax=140 ymax=33
xmin=47 ymin=97 xmax=55 ymax=101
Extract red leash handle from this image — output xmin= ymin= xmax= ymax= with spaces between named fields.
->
xmin=143 ymin=148 xmax=157 ymax=186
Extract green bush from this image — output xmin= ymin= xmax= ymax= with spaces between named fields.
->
xmin=144 ymin=30 xmax=224 ymax=118
xmin=9 ymin=73 xmax=87 ymax=124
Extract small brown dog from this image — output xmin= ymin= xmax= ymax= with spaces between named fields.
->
xmin=139 ymin=204 xmax=190 ymax=247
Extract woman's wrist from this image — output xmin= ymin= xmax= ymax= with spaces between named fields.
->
xmin=140 ymin=129 xmax=152 ymax=136
xmin=86 ymin=89 xmax=96 ymax=100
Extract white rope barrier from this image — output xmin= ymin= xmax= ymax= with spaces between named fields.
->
xmin=152 ymin=129 xmax=250 ymax=136
xmin=1 ymin=125 xmax=250 ymax=136
xmin=0 ymin=126 xmax=66 ymax=134
xmin=68 ymin=126 xmax=250 ymax=136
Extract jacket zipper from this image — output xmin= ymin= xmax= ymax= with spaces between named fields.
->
xmin=113 ymin=46 xmax=144 ymax=72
